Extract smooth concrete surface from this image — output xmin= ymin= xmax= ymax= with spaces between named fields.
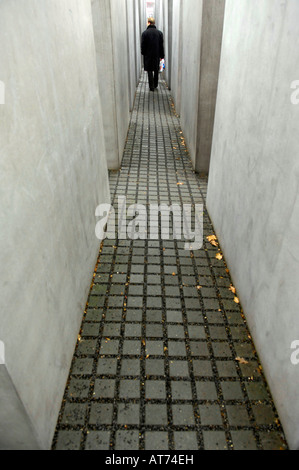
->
xmin=0 ymin=366 xmax=40 ymax=450
xmin=179 ymin=0 xmax=203 ymax=169
xmin=170 ymin=0 xmax=183 ymax=115
xmin=91 ymin=0 xmax=131 ymax=170
xmin=207 ymin=0 xmax=299 ymax=449
xmin=169 ymin=0 xmax=225 ymax=174
xmin=127 ymin=0 xmax=138 ymax=110
xmin=0 ymin=0 xmax=110 ymax=449
xmin=195 ymin=0 xmax=225 ymax=174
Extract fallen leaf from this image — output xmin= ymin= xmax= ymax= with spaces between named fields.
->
xmin=236 ymin=357 xmax=249 ymax=365
xmin=229 ymin=285 xmax=236 ymax=294
xmin=234 ymin=296 xmax=240 ymax=304
xmin=216 ymin=253 xmax=223 ymax=261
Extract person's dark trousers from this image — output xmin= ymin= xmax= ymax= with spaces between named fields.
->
xmin=148 ymin=70 xmax=159 ymax=90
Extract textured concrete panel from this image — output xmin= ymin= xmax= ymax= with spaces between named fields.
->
xmin=92 ymin=0 xmax=131 ymax=170
xmin=0 ymin=366 xmax=40 ymax=450
xmin=179 ymin=0 xmax=203 ymax=168
xmin=0 ymin=0 xmax=110 ymax=449
xmin=207 ymin=0 xmax=299 ymax=449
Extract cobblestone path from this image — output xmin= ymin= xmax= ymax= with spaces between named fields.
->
xmin=52 ymin=74 xmax=287 ymax=451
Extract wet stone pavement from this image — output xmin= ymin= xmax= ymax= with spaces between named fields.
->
xmin=52 ymin=74 xmax=288 ymax=451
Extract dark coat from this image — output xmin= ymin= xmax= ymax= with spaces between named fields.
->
xmin=141 ymin=25 xmax=164 ymax=72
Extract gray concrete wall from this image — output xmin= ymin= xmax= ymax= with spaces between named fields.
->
xmin=179 ymin=0 xmax=203 ymax=169
xmin=0 ymin=0 xmax=110 ymax=449
xmin=134 ymin=0 xmax=142 ymax=86
xmin=170 ymin=0 xmax=183 ymax=114
xmin=195 ymin=0 xmax=226 ymax=174
xmin=0 ymin=366 xmax=40 ymax=450
xmin=127 ymin=0 xmax=140 ymax=110
xmin=170 ymin=0 xmax=225 ymax=173
xmin=207 ymin=0 xmax=299 ymax=450
xmin=91 ymin=0 xmax=130 ymax=170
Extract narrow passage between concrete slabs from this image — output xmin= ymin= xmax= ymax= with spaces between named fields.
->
xmin=52 ymin=73 xmax=287 ymax=451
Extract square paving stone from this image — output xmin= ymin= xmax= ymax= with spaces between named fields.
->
xmin=245 ymin=382 xmax=270 ymax=401
xmin=206 ymin=312 xmax=224 ymax=324
xmin=97 ymin=358 xmax=118 ymax=376
xmin=145 ymin=432 xmax=169 ymax=450
xmin=195 ymin=381 xmax=218 ymax=401
xmin=124 ymin=323 xmax=142 ymax=338
xmin=146 ymin=341 xmax=164 ymax=356
xmin=252 ymin=404 xmax=276 ymax=425
xmin=192 ymin=360 xmax=213 ymax=377
xmin=107 ymin=296 xmax=125 ymax=308
xmin=105 ymin=310 xmax=123 ymax=322
xmin=147 ymin=297 xmax=163 ymax=309
xmin=171 ymin=381 xmax=193 ymax=400
xmin=55 ymin=431 xmax=82 ymax=450
xmin=127 ymin=297 xmax=144 ymax=308
xmin=168 ymin=325 xmax=185 ymax=339
xmin=189 ymin=341 xmax=209 ymax=357
xmin=115 ymin=431 xmax=140 ymax=450
xmin=100 ymin=339 xmax=119 ymax=356
xmin=93 ymin=379 xmax=115 ymax=399
xmin=146 ymin=380 xmax=166 ymax=399
xmin=239 ymin=361 xmax=261 ymax=378
xmin=61 ymin=403 xmax=87 ymax=426
xmin=146 ymin=324 xmax=163 ymax=338
xmin=199 ymin=404 xmax=223 ymax=426
xmin=121 ymin=359 xmax=141 ymax=376
xmin=67 ymin=379 xmax=90 ymax=399
xmin=72 ymin=358 xmax=94 ymax=375
xmin=226 ymin=405 xmax=250 ymax=426
xmin=147 ymin=275 xmax=162 ymax=285
xmin=147 ymin=285 xmax=162 ymax=296
xmin=168 ymin=341 xmax=187 ymax=357
xmin=126 ymin=309 xmax=143 ymax=322
xmin=203 ymin=431 xmax=228 ymax=451
xmin=230 ymin=431 xmax=258 ymax=450
xmin=117 ymin=403 xmax=140 ymax=425
xmin=123 ymin=340 xmax=141 ymax=356
xmin=85 ymin=431 xmax=111 ymax=451
xmin=216 ymin=360 xmax=238 ymax=377
xmin=186 ymin=311 xmax=204 ymax=323
xmin=145 ymin=404 xmax=168 ymax=426
xmin=90 ymin=403 xmax=114 ymax=425
xmin=166 ymin=311 xmax=183 ymax=323
xmin=81 ymin=323 xmax=100 ymax=337
xmin=146 ymin=311 xmax=163 ymax=323
xmin=221 ymin=382 xmax=244 ymax=400
xmin=145 ymin=359 xmax=165 ymax=376
xmin=77 ymin=339 xmax=97 ymax=356
xmin=119 ymin=380 xmax=140 ymax=399
xmin=166 ymin=298 xmax=182 ymax=309
xmin=259 ymin=431 xmax=288 ymax=450
xmin=85 ymin=309 xmax=103 ymax=322
xmin=103 ymin=323 xmax=121 ymax=338
xmin=173 ymin=432 xmax=198 ymax=450
xmin=188 ymin=325 xmax=206 ymax=340
xmin=128 ymin=285 xmax=144 ymax=296
xmin=209 ymin=326 xmax=228 ymax=340
xmin=172 ymin=404 xmax=195 ymax=426
xmin=203 ymin=299 xmax=220 ymax=310
xmin=212 ymin=342 xmax=232 ymax=358
xmin=169 ymin=361 xmax=190 ymax=378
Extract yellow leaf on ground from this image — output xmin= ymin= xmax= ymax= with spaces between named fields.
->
xmin=216 ymin=253 xmax=223 ymax=261
xmin=229 ymin=285 xmax=236 ymax=294
xmin=234 ymin=296 xmax=240 ymax=304
xmin=236 ymin=357 xmax=249 ymax=364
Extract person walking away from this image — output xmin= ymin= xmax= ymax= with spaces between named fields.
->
xmin=141 ymin=18 xmax=165 ymax=91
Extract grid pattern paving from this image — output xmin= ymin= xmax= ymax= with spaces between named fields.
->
xmin=52 ymin=74 xmax=287 ymax=451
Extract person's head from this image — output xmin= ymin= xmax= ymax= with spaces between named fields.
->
xmin=148 ymin=17 xmax=155 ymax=26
